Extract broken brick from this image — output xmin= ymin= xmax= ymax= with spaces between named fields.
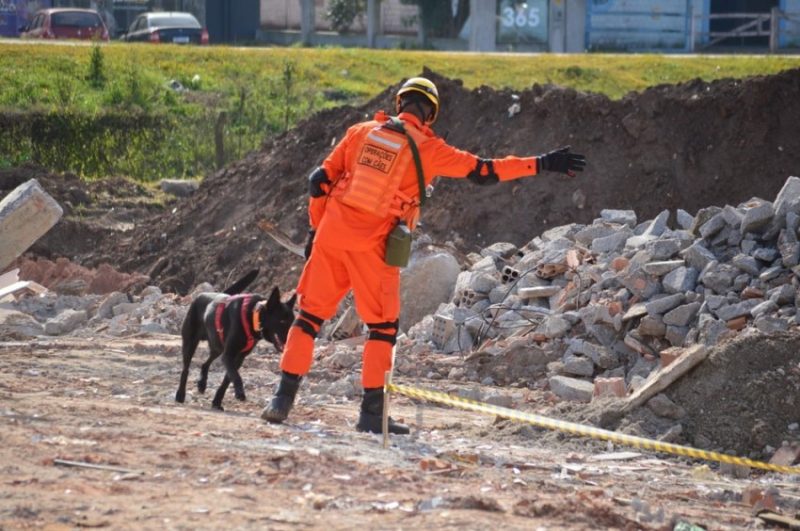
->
xmin=592 ymin=377 xmax=626 ymax=399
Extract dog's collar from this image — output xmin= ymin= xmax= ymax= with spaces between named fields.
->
xmin=252 ymin=300 xmax=266 ymax=333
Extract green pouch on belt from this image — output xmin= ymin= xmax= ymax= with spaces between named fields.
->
xmin=385 ymin=221 xmax=412 ymax=267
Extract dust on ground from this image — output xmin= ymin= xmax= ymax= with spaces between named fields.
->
xmin=2 ymin=336 xmax=797 ymax=530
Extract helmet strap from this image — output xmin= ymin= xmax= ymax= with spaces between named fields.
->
xmin=399 ymin=97 xmax=432 ymax=123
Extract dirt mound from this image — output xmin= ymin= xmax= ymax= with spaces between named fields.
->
xmin=668 ymin=330 xmax=800 ymax=457
xmin=6 ymin=67 xmax=800 ymax=296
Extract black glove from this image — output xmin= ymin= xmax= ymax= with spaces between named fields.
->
xmin=304 ymin=229 xmax=315 ymax=261
xmin=308 ymin=167 xmax=331 ymax=198
xmin=538 ymin=146 xmax=586 ymax=177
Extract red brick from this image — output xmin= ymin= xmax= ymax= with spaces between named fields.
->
xmin=592 ymin=377 xmax=626 ymax=399
xmin=610 ymin=256 xmax=629 ymax=272
xmin=726 ymin=316 xmax=747 ymax=330
xmin=659 ymin=347 xmax=683 ymax=368
xmin=741 ymin=486 xmax=778 ymax=511
xmin=741 ymin=287 xmax=764 ymax=299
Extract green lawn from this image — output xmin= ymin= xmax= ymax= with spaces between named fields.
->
xmin=1 ymin=42 xmax=799 ymax=179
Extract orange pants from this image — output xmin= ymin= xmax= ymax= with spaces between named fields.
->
xmin=279 ymin=239 xmax=400 ymax=388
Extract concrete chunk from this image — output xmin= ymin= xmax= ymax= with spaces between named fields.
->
xmin=645 ymin=239 xmax=682 ymax=260
xmin=599 ymin=209 xmax=637 ymax=227
xmin=773 ymin=176 xmax=800 ymax=219
xmin=549 ymin=375 xmax=594 ymax=402
xmin=682 ymin=242 xmax=716 ymax=271
xmin=699 ymin=213 xmax=727 ymax=239
xmin=732 ymin=254 xmax=761 ymax=276
xmin=645 ymin=293 xmax=684 ymax=315
xmin=643 ymin=260 xmax=684 ymax=276
xmin=676 ymin=209 xmax=694 ymax=230
xmin=740 ymin=200 xmax=775 ymax=234
xmin=591 ymin=228 xmax=632 ymax=254
xmin=662 ymin=266 xmax=698 ymax=294
xmin=0 ymin=179 xmax=64 ymax=271
xmin=716 ymin=299 xmax=762 ymax=321
xmin=518 ymin=286 xmax=561 ymax=299
xmin=663 ymin=302 xmax=702 ymax=327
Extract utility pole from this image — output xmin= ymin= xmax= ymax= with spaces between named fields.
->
xmin=367 ymin=0 xmax=382 ymax=48
xmin=469 ymin=0 xmax=496 ymax=52
xmin=300 ymin=0 xmax=315 ymax=46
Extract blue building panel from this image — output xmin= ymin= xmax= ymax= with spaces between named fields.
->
xmin=586 ymin=0 xmax=693 ymax=50
xmin=784 ymin=0 xmax=800 ymax=46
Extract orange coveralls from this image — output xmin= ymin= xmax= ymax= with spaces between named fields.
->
xmin=280 ymin=111 xmax=541 ymax=388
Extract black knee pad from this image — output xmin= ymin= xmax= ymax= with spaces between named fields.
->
xmin=366 ymin=319 xmax=399 ymax=345
xmin=292 ymin=310 xmax=324 ymax=338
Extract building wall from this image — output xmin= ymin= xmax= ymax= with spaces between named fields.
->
xmin=260 ymin=0 xmax=418 ymax=34
xmin=785 ymin=0 xmax=800 ymax=46
xmin=586 ymin=0 xmax=695 ymax=50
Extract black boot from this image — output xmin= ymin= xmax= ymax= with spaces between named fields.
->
xmin=356 ymin=387 xmax=410 ymax=435
xmin=261 ymin=371 xmax=301 ymax=424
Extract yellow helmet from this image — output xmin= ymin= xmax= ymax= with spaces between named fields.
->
xmin=395 ymin=77 xmax=440 ymax=124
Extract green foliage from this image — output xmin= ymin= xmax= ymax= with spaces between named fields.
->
xmin=281 ymin=60 xmax=296 ymax=132
xmin=326 ymin=0 xmax=366 ymax=34
xmin=87 ymin=44 xmax=106 ymax=89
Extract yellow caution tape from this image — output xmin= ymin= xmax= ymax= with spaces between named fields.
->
xmin=386 ymin=382 xmax=800 ymax=475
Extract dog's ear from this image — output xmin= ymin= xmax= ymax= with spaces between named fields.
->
xmin=267 ymin=286 xmax=281 ymax=307
xmin=287 ymin=293 xmax=297 ymax=308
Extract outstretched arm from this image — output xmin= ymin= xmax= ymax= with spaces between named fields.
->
xmin=425 ymin=138 xmax=586 ymax=184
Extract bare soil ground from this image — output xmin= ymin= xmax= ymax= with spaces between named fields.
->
xmin=2 ymin=336 xmax=797 ymax=530
xmin=3 ymin=68 xmax=800 ymax=530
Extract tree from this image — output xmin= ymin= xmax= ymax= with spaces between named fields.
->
xmin=326 ymin=0 xmax=366 ymax=34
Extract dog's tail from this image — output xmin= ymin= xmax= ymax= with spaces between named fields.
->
xmin=223 ymin=268 xmax=259 ymax=295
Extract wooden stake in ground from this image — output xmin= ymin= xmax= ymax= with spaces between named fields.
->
xmin=382 ymin=371 xmax=390 ymax=449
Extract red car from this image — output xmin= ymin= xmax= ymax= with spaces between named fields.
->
xmin=20 ymin=8 xmax=110 ymax=42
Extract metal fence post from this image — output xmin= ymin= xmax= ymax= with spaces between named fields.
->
xmin=770 ymin=7 xmax=779 ymax=53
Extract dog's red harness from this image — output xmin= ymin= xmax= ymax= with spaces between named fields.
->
xmin=214 ymin=294 xmax=262 ymax=352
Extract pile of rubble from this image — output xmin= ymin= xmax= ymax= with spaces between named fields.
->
xmin=3 ymin=177 xmax=800 ymax=413
xmin=403 ymin=176 xmax=800 ymax=402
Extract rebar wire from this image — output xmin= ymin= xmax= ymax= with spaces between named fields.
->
xmin=472 ymin=264 xmax=542 ymax=347
xmin=469 ymin=254 xmax=588 ymax=353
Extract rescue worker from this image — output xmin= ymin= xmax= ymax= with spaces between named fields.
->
xmin=262 ymin=76 xmax=586 ymax=434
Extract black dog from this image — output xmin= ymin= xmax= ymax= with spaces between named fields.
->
xmin=175 ymin=270 xmax=296 ymax=410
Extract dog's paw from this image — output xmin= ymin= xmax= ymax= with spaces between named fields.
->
xmin=175 ymin=391 xmax=185 ymax=403
xmin=235 ymin=393 xmax=246 ymax=402
xmin=211 ymin=403 xmax=224 ymax=411
xmin=196 ymin=380 xmax=207 ymax=394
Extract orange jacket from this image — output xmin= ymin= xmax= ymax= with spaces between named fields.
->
xmin=310 ymin=111 xmax=540 ymax=251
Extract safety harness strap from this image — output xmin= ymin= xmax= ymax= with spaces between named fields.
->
xmin=215 ymin=295 xmax=256 ymax=353
xmin=389 ymin=117 xmax=426 ymax=207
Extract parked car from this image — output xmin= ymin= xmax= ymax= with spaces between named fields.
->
xmin=19 ymin=8 xmax=110 ymax=42
xmin=121 ymin=12 xmax=209 ymax=44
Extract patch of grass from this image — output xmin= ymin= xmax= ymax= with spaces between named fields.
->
xmin=1 ymin=43 xmax=799 ymax=180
